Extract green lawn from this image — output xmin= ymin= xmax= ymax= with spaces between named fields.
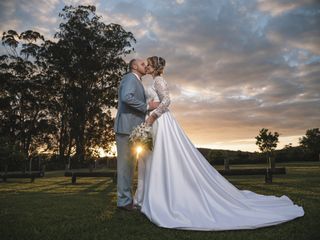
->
xmin=0 ymin=162 xmax=319 ymax=240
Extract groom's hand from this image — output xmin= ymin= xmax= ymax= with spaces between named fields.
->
xmin=148 ymin=101 xmax=160 ymax=110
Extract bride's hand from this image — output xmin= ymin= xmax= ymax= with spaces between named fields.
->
xmin=146 ymin=114 xmax=157 ymax=126
xmin=148 ymin=100 xmax=160 ymax=110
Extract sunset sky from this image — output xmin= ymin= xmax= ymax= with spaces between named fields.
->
xmin=1 ymin=0 xmax=319 ymax=152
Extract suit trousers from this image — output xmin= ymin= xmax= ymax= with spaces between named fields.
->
xmin=133 ymin=120 xmax=158 ymax=206
xmin=116 ymin=133 xmax=135 ymax=207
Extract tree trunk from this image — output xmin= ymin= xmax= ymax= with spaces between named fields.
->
xmin=75 ymin=132 xmax=85 ymax=163
xmin=25 ymin=111 xmax=39 ymax=174
xmin=24 ymin=158 xmax=27 ymax=173
xmin=58 ymin=129 xmax=66 ymax=162
xmin=266 ymin=153 xmax=270 ymax=168
xmin=270 ymin=156 xmax=276 ymax=170
xmin=29 ymin=157 xmax=32 ymax=174
xmin=75 ymin=115 xmax=86 ymax=164
xmin=73 ymin=90 xmax=86 ymax=165
xmin=265 ymin=168 xmax=273 ymax=184
xmin=4 ymin=164 xmax=8 ymax=175
xmin=224 ymin=158 xmax=230 ymax=171
xmin=59 ymin=111 xmax=68 ymax=167
xmin=66 ymin=134 xmax=73 ymax=170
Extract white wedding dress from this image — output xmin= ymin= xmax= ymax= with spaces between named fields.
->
xmin=134 ymin=76 xmax=304 ymax=231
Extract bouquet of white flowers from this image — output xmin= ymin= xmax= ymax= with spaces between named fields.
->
xmin=129 ymin=122 xmax=153 ymax=151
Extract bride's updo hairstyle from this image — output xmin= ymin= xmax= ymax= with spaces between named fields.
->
xmin=147 ymin=56 xmax=166 ymax=76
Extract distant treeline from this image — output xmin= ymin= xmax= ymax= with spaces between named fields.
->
xmin=198 ymin=146 xmax=315 ymax=165
xmin=3 ymin=145 xmax=314 ymax=172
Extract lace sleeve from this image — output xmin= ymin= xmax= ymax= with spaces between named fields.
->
xmin=153 ymin=77 xmax=171 ymax=117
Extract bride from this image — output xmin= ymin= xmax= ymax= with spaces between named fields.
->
xmin=133 ymin=56 xmax=304 ymax=231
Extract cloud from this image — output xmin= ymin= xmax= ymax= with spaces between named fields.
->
xmin=258 ymin=0 xmax=304 ymax=16
xmin=0 ymin=0 xmax=61 ymax=41
xmin=1 ymin=0 xmax=319 ymax=151
xmin=63 ymin=0 xmax=100 ymax=6
xmin=266 ymin=4 xmax=320 ymax=55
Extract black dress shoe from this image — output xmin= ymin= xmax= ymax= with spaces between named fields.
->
xmin=117 ymin=203 xmax=134 ymax=211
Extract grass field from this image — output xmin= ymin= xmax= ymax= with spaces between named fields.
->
xmin=0 ymin=162 xmax=319 ymax=240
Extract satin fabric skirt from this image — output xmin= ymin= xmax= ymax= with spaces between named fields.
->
xmin=136 ymin=111 xmax=304 ymax=231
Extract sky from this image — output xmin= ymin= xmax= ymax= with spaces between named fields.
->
xmin=0 ymin=0 xmax=319 ymax=152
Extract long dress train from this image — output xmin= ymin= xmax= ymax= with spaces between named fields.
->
xmin=135 ymin=76 xmax=304 ymax=231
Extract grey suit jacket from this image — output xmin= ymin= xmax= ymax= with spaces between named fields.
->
xmin=114 ymin=72 xmax=148 ymax=135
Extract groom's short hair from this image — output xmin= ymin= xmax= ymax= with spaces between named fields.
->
xmin=129 ymin=59 xmax=136 ymax=71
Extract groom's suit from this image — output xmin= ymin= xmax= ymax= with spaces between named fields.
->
xmin=114 ymin=72 xmax=147 ymax=207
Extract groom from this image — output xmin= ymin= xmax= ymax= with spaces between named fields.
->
xmin=114 ymin=59 xmax=158 ymax=211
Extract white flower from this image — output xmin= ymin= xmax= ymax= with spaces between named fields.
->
xmin=129 ymin=123 xmax=153 ymax=151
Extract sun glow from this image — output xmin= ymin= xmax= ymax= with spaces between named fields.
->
xmin=98 ymin=144 xmax=117 ymax=158
xmin=136 ymin=146 xmax=143 ymax=154
xmin=136 ymin=146 xmax=143 ymax=158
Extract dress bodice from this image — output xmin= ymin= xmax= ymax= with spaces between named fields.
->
xmin=146 ymin=76 xmax=171 ymax=117
xmin=146 ymin=85 xmax=160 ymax=102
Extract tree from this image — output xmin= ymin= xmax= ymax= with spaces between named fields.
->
xmin=45 ymin=5 xmax=135 ymax=165
xmin=299 ymin=128 xmax=320 ymax=161
xmin=255 ymin=128 xmax=279 ymax=169
xmin=0 ymin=30 xmax=56 ymax=173
xmin=1 ymin=5 xmax=136 ymax=170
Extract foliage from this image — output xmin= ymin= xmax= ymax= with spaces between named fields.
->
xmin=44 ymin=5 xmax=135 ymax=164
xmin=255 ymin=128 xmax=279 ymax=153
xmin=0 ymin=5 xmax=135 ymax=170
xmin=255 ymin=128 xmax=279 ymax=168
xmin=299 ymin=128 xmax=320 ymax=161
xmin=0 ymin=29 xmax=56 ymax=172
